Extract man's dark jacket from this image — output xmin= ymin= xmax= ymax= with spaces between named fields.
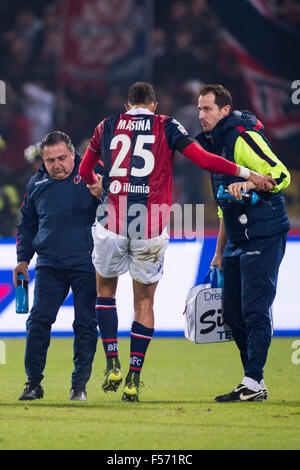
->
xmin=195 ymin=110 xmax=290 ymax=243
xmin=17 ymin=152 xmax=101 ymax=272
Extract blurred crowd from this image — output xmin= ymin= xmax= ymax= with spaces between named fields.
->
xmin=0 ymin=0 xmax=299 ymax=237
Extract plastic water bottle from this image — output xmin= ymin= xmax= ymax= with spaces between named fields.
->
xmin=15 ymin=273 xmax=29 ymax=314
xmin=217 ymin=185 xmax=260 ymax=205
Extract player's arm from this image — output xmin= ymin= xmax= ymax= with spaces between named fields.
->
xmin=79 ymin=121 xmax=105 ymax=185
xmin=14 ymin=186 xmax=39 ymax=286
xmin=233 ymin=131 xmax=291 ymax=192
xmin=210 ymin=217 xmax=227 ymax=271
xmin=175 ymin=137 xmax=276 ymax=190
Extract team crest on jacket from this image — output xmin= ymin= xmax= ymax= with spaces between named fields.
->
xmin=74 ymin=175 xmax=81 ymax=184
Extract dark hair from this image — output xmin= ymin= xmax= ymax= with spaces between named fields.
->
xmin=198 ymin=84 xmax=232 ymax=109
xmin=40 ymin=131 xmax=74 ymax=156
xmin=127 ymin=82 xmax=157 ymax=106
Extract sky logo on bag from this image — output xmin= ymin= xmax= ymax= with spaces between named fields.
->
xmin=199 ymin=307 xmax=233 ymax=341
xmin=199 ymin=308 xmax=224 ymax=334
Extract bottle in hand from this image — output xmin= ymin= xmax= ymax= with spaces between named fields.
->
xmin=15 ymin=273 xmax=29 ymax=314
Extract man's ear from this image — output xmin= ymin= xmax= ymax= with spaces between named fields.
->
xmin=222 ymin=105 xmax=231 ymax=117
xmin=151 ymin=102 xmax=158 ymax=113
xmin=124 ymin=103 xmax=130 ymax=112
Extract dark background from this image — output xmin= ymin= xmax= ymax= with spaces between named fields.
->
xmin=0 ymin=0 xmax=299 ymax=236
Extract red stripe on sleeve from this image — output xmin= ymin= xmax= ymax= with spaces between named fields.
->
xmin=182 ymin=142 xmax=237 ymax=176
xmin=78 ymin=146 xmax=99 ymax=184
xmin=79 ymin=120 xmax=105 ymax=184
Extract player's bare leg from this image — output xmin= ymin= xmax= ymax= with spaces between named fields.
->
xmin=95 ymin=271 xmax=118 ymax=298
xmin=95 ymin=271 xmax=122 ymax=392
xmin=122 ymin=280 xmax=157 ymax=402
xmin=132 ymin=279 xmax=158 ymax=329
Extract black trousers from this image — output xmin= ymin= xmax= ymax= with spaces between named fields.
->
xmin=223 ymin=232 xmax=287 ymax=383
xmin=25 ymin=266 xmax=98 ymax=388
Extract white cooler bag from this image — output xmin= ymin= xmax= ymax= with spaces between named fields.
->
xmin=184 ymin=268 xmax=233 ymax=344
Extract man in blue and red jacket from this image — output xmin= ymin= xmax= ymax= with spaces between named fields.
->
xmin=13 ymin=131 xmax=103 ymax=401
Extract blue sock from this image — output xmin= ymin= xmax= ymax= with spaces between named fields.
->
xmin=96 ymin=297 xmax=119 ymax=368
xmin=129 ymin=321 xmax=154 ymax=375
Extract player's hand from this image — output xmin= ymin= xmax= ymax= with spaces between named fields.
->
xmin=13 ymin=261 xmax=29 ymax=287
xmin=247 ymin=171 xmax=275 ymax=191
xmin=87 ymin=174 xmax=103 ymax=199
xmin=228 ymin=181 xmax=256 ymax=201
xmin=210 ymin=253 xmax=223 ymax=271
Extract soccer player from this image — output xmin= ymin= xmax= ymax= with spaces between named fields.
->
xmin=79 ymin=81 xmax=274 ymax=402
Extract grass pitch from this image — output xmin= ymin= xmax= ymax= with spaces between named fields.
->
xmin=0 ymin=336 xmax=299 ymax=450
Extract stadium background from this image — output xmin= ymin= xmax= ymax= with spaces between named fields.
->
xmin=0 ymin=0 xmax=299 ymax=335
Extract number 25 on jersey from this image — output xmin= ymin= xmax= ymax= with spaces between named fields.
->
xmin=109 ymin=134 xmax=155 ymax=178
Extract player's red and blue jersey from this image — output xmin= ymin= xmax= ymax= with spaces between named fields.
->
xmin=80 ymin=109 xmax=190 ymax=237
